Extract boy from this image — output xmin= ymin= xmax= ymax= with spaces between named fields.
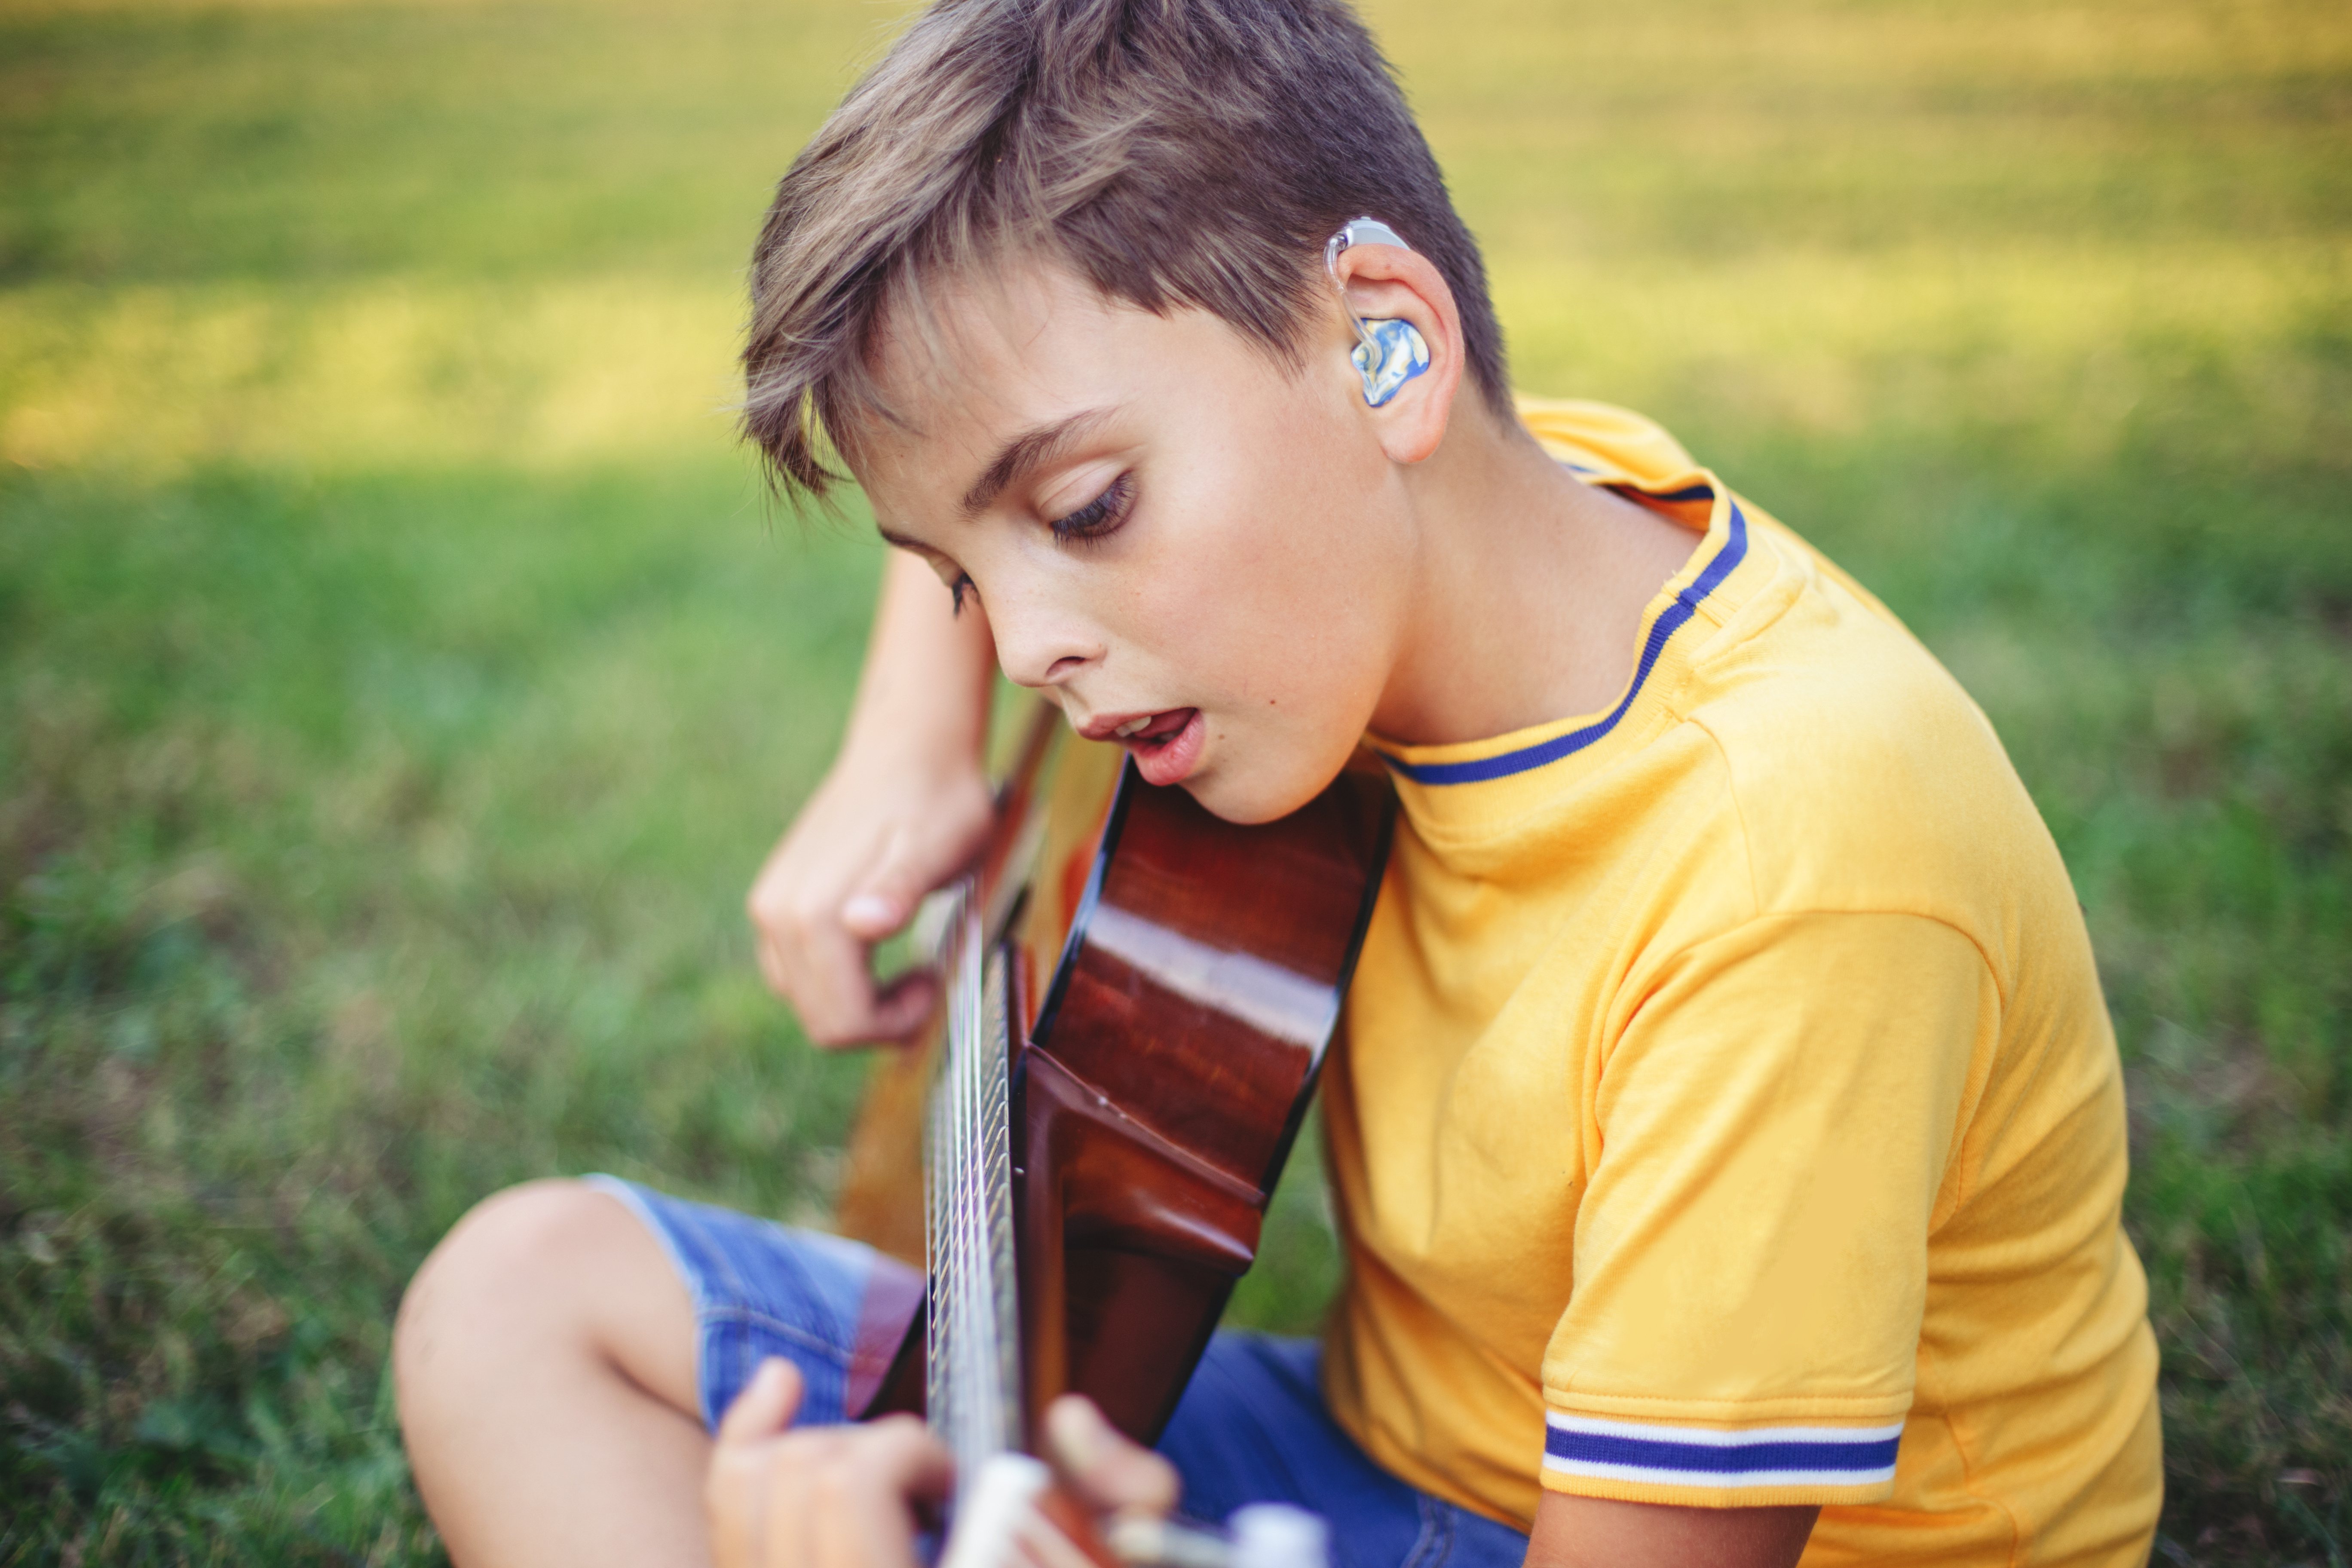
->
xmin=392 ymin=0 xmax=2162 ymax=1564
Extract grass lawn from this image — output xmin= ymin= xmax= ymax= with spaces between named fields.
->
xmin=2 ymin=0 xmax=2348 ymax=1561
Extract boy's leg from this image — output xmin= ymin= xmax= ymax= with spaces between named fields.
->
xmin=394 ymin=1188 xmax=1494 ymax=1568
xmin=395 ymin=1179 xmax=710 ymax=1568
xmin=1157 ymin=1335 xmax=1530 ymax=1568
xmin=395 ymin=1177 xmax=921 ymax=1568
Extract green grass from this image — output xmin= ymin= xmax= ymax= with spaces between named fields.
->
xmin=2 ymin=0 xmax=2347 ymax=1561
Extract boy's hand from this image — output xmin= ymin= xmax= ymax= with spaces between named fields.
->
xmin=748 ymin=743 xmax=992 ymax=1046
xmin=707 ymin=1360 xmax=1179 ymax=1568
xmin=708 ymin=1360 xmax=954 ymax=1568
xmin=750 ymin=551 xmax=998 ymax=1048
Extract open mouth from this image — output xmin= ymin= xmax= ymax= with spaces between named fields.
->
xmin=1105 ymin=708 xmax=1204 ymax=787
xmin=1112 ymin=708 xmax=1194 ymax=745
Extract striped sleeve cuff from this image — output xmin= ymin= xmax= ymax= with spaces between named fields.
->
xmin=1541 ymin=1412 xmax=1904 ymax=1506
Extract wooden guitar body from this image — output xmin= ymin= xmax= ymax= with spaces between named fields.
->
xmin=838 ymin=718 xmax=1393 ymax=1448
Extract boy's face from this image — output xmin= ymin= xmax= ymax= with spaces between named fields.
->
xmin=854 ymin=261 xmax=1422 ymax=825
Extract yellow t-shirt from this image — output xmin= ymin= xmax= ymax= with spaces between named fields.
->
xmin=1318 ymin=401 xmax=2162 ymax=1565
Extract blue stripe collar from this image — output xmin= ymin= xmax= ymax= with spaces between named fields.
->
xmin=1380 ymin=493 xmax=1748 ymax=786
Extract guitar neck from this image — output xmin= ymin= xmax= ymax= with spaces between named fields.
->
xmin=925 ymin=886 xmax=1024 ymax=1491
xmin=839 ymin=696 xmax=1391 ymax=1543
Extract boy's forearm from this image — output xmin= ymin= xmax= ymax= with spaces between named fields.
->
xmin=1525 ymin=1492 xmax=1817 ymax=1568
xmin=840 ymin=551 xmax=997 ymax=770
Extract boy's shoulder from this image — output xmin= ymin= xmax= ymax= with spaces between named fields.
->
xmin=1515 ymin=398 xmax=2067 ymax=951
xmin=1673 ymin=493 xmax=2068 ymax=976
xmin=1515 ymin=396 xmax=1708 ymax=484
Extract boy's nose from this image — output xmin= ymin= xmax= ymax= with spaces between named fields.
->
xmin=988 ymin=597 xmax=1099 ymax=690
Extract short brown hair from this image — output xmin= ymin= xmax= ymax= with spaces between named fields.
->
xmin=741 ymin=0 xmax=1511 ymax=502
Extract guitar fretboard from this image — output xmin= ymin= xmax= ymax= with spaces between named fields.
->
xmin=925 ymin=883 xmax=1022 ymax=1504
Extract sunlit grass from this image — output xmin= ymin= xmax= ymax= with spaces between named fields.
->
xmin=3 ymin=241 xmax=2342 ymax=477
xmin=0 ymin=280 xmax=745 ymax=473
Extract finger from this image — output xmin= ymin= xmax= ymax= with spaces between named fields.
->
xmin=842 ymin=826 xmax=943 ymax=940
xmin=861 ymin=1415 xmax=958 ymax=1506
xmin=867 ymin=970 xmax=941 ymax=1043
xmin=706 ymin=1368 xmax=807 ymax=1568
xmin=747 ymin=855 xmax=885 ymax=1047
xmin=1043 ymin=1396 xmax=1179 ymax=1518
xmin=754 ymin=929 xmax=793 ymax=1000
xmin=756 ymin=1433 xmax=828 ymax=1568
xmin=786 ymin=921 xmax=890 ymax=1048
xmin=841 ymin=887 xmax=915 ymax=942
xmin=845 ymin=775 xmax=997 ymax=942
xmin=805 ymin=1423 xmax=955 ymax=1568
xmin=717 ymin=1358 xmax=806 ymax=1449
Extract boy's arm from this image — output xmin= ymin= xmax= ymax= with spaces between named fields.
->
xmin=1526 ymin=1493 xmax=1816 ymax=1568
xmin=749 ymin=550 xmax=998 ymax=1046
xmin=1525 ymin=912 xmax=1997 ymax=1564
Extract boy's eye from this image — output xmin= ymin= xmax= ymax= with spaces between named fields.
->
xmin=1047 ymin=474 xmax=1134 ymax=543
xmin=949 ymin=573 xmax=977 ymax=616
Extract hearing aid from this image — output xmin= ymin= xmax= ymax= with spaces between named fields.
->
xmin=1325 ymin=217 xmax=1430 ymax=408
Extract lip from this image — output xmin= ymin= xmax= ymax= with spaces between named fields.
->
xmin=1076 ymin=707 xmax=1206 ymax=787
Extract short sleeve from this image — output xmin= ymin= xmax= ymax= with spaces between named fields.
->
xmin=1539 ymin=910 xmax=1992 ymax=1508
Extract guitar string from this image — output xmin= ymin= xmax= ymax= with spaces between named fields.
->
xmin=979 ymin=940 xmax=1017 ymax=1455
xmin=929 ymin=885 xmax=1018 ymax=1510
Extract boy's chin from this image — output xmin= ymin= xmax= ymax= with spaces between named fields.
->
xmin=1179 ymin=755 xmax=1342 ymax=828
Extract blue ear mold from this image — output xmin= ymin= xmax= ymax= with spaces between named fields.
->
xmin=1353 ymin=318 xmax=1430 ymax=407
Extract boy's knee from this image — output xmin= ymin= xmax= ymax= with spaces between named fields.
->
xmin=395 ymin=1179 xmax=633 ymax=1392
xmin=395 ymin=1177 xmax=704 ymax=1464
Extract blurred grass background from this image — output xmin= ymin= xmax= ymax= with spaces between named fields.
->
xmin=0 ymin=0 xmax=2346 ymax=1560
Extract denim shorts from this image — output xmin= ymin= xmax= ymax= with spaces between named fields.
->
xmin=590 ymin=1177 xmax=1531 ymax=1568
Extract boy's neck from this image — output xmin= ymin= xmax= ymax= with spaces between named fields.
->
xmin=1371 ymin=405 xmax=1702 ymax=750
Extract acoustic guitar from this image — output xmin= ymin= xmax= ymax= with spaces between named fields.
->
xmin=830 ymin=705 xmax=1393 ymax=1540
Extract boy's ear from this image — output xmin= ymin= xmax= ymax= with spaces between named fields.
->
xmin=1329 ymin=242 xmax=1465 ymax=466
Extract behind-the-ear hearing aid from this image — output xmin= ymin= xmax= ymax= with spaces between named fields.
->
xmin=1326 ymin=217 xmax=1430 ymax=408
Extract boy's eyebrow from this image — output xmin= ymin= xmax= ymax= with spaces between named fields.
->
xmin=957 ymin=408 xmax=1115 ymax=518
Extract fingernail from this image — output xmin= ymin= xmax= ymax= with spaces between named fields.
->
xmin=843 ymin=893 xmax=897 ymax=929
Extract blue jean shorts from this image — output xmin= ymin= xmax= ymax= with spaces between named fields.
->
xmin=591 ymin=1177 xmax=1531 ymax=1568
